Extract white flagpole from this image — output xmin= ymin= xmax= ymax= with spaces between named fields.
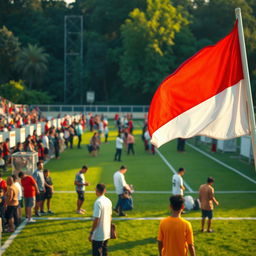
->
xmin=235 ymin=8 xmax=256 ymax=170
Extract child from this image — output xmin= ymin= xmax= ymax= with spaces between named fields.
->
xmin=42 ymin=169 xmax=54 ymax=214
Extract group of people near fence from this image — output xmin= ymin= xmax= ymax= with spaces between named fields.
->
xmin=0 ymin=97 xmax=44 ymax=132
xmin=0 ymin=161 xmax=54 ymax=232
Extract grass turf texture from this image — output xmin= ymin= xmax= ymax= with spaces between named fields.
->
xmin=2 ymin=126 xmax=256 ymax=255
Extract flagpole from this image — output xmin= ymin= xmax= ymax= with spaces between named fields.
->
xmin=235 ymin=8 xmax=256 ymax=170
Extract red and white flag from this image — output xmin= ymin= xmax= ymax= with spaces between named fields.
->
xmin=148 ymin=21 xmax=249 ymax=148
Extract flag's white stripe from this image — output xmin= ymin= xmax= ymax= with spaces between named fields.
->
xmin=187 ymin=142 xmax=256 ymax=184
xmin=54 ymin=190 xmax=256 ymax=194
xmin=151 ymin=80 xmax=249 ymax=148
xmin=155 ymin=149 xmax=193 ymax=192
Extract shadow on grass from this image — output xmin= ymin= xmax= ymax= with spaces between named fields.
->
xmin=83 ymin=237 xmax=156 ymax=255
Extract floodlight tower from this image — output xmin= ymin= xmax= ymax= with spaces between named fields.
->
xmin=64 ymin=15 xmax=83 ymax=104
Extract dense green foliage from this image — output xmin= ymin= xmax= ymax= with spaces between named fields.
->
xmin=0 ymin=0 xmax=255 ymax=104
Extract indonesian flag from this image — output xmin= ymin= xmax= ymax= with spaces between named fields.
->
xmin=148 ymin=21 xmax=250 ymax=148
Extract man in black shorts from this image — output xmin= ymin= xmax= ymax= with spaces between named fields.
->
xmin=74 ymin=166 xmax=90 ymax=214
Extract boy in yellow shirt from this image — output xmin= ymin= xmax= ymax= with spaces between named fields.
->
xmin=158 ymin=195 xmax=196 ymax=256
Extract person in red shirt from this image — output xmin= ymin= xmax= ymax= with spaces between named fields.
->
xmin=18 ymin=172 xmax=39 ymax=223
xmin=3 ymin=138 xmax=10 ymax=171
xmin=44 ymin=121 xmax=49 ymax=133
xmin=0 ymin=173 xmax=7 ymax=194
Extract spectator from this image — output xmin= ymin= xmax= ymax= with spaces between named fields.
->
xmin=42 ymin=169 xmax=54 ymax=214
xmin=177 ymin=138 xmax=186 ymax=152
xmin=0 ymin=188 xmax=5 ymax=230
xmin=172 ymin=168 xmax=186 ymax=196
xmin=13 ymin=142 xmax=23 ymax=153
xmin=12 ymin=175 xmax=23 ymax=224
xmin=113 ymin=165 xmax=131 ymax=216
xmin=127 ymin=132 xmax=135 ymax=155
xmin=32 ymin=162 xmax=45 ymax=217
xmin=0 ymin=156 xmax=5 ymax=172
xmin=19 ymin=171 xmax=39 ymax=223
xmin=199 ymin=177 xmax=219 ymax=233
xmin=38 ymin=140 xmax=45 ymax=161
xmin=54 ymin=133 xmax=60 ymax=159
xmin=157 ymin=195 xmax=196 ymax=256
xmin=5 ymin=176 xmax=19 ymax=232
xmin=0 ymin=172 xmax=7 ymax=194
xmin=3 ymin=138 xmax=10 ymax=171
xmin=74 ymin=166 xmax=90 ymax=214
xmin=69 ymin=125 xmax=75 ymax=149
xmin=42 ymin=132 xmax=50 ymax=159
xmin=90 ymin=132 xmax=99 ymax=157
xmin=75 ymin=121 xmax=83 ymax=149
xmin=89 ymin=184 xmax=112 ymax=256
xmin=114 ymin=134 xmax=123 ymax=162
xmin=64 ymin=128 xmax=70 ymax=148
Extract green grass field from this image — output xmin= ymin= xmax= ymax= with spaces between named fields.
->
xmin=2 ymin=125 xmax=256 ymax=256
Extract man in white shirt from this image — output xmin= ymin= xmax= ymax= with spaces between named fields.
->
xmin=114 ymin=134 xmax=123 ymax=161
xmin=42 ymin=132 xmax=49 ymax=159
xmin=113 ymin=165 xmax=131 ymax=216
xmin=89 ymin=184 xmax=112 ymax=256
xmin=172 ymin=168 xmax=186 ymax=196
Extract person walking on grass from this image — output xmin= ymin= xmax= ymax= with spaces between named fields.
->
xmin=172 ymin=168 xmax=186 ymax=196
xmin=114 ymin=134 xmax=123 ymax=161
xmin=127 ymin=132 xmax=135 ymax=155
xmin=32 ymin=161 xmax=45 ymax=216
xmin=19 ymin=171 xmax=39 ymax=223
xmin=42 ymin=169 xmax=54 ymax=214
xmin=199 ymin=177 xmax=219 ymax=233
xmin=158 ymin=195 xmax=196 ymax=256
xmin=5 ymin=176 xmax=19 ymax=232
xmin=89 ymin=184 xmax=112 ymax=256
xmin=75 ymin=165 xmax=90 ymax=214
xmin=113 ymin=165 xmax=131 ymax=216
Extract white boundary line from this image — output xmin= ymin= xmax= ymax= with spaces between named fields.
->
xmin=156 ymin=149 xmax=194 ymax=192
xmin=33 ymin=217 xmax=256 ymax=221
xmin=54 ymin=190 xmax=256 ymax=194
xmin=187 ymin=142 xmax=256 ymax=185
xmin=0 ymin=220 xmax=27 ymax=255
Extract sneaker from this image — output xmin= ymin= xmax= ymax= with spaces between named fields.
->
xmin=28 ymin=219 xmax=36 ymax=223
xmin=35 ymin=212 xmax=41 ymax=217
xmin=118 ymin=213 xmax=127 ymax=217
xmin=207 ymin=229 xmax=214 ymax=233
xmin=40 ymin=210 xmax=46 ymax=214
xmin=48 ymin=210 xmax=54 ymax=214
xmin=76 ymin=210 xmax=85 ymax=215
xmin=80 ymin=209 xmax=86 ymax=213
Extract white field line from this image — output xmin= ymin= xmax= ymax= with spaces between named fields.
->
xmin=33 ymin=217 xmax=256 ymax=221
xmin=187 ymin=142 xmax=256 ymax=185
xmin=54 ymin=190 xmax=256 ymax=194
xmin=0 ymin=220 xmax=27 ymax=255
xmin=155 ymin=148 xmax=194 ymax=192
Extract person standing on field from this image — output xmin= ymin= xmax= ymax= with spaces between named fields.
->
xmin=89 ymin=184 xmax=112 ymax=256
xmin=199 ymin=177 xmax=219 ymax=233
xmin=18 ymin=171 xmax=39 ymax=223
xmin=157 ymin=195 xmax=196 ymax=256
xmin=114 ymin=134 xmax=123 ymax=162
xmin=113 ymin=165 xmax=131 ymax=216
xmin=172 ymin=168 xmax=186 ymax=196
xmin=75 ymin=165 xmax=90 ymax=214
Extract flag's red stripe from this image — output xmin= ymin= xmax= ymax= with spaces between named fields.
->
xmin=148 ymin=21 xmax=243 ymax=136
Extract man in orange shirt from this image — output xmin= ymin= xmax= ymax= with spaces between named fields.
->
xmin=199 ymin=177 xmax=219 ymax=232
xmin=158 ymin=195 xmax=196 ymax=256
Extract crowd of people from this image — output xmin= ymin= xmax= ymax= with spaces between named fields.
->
xmin=0 ymin=108 xmax=221 ymax=256
xmin=0 ymin=97 xmax=45 ymax=132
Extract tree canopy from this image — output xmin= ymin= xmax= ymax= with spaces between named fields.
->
xmin=0 ymin=0 xmax=255 ymax=104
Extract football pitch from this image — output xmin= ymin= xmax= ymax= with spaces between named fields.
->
xmin=2 ymin=125 xmax=256 ymax=256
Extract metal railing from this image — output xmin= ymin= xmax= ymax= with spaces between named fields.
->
xmin=34 ymin=105 xmax=150 ymax=113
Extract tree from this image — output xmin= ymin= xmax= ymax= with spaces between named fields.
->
xmin=15 ymin=44 xmax=49 ymax=89
xmin=0 ymin=26 xmax=20 ymax=83
xmin=119 ymin=0 xmax=187 ymax=102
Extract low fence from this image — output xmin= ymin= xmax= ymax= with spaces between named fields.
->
xmin=0 ymin=114 xmax=81 ymax=148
